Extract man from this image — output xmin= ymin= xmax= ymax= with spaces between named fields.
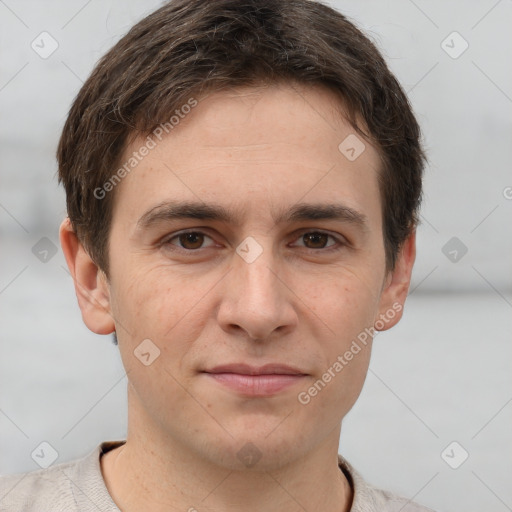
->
xmin=0 ymin=0 xmax=433 ymax=510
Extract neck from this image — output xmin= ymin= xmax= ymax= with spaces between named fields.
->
xmin=100 ymin=391 xmax=352 ymax=512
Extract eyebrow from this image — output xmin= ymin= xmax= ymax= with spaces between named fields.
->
xmin=136 ymin=200 xmax=368 ymax=231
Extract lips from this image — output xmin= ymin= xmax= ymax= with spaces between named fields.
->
xmin=202 ymin=363 xmax=308 ymax=396
xmin=205 ymin=363 xmax=306 ymax=376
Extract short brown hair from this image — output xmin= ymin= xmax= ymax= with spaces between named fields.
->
xmin=57 ymin=0 xmax=426 ymax=277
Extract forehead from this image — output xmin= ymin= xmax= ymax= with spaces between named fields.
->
xmin=110 ymin=83 xmax=382 ymax=228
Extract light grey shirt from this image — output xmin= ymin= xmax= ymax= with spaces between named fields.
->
xmin=0 ymin=440 xmax=435 ymax=511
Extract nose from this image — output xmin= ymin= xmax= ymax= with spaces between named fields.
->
xmin=216 ymin=242 xmax=298 ymax=342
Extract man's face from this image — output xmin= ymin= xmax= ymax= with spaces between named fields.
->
xmin=88 ymin=84 xmax=411 ymax=469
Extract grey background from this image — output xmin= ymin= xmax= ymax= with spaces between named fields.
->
xmin=1 ymin=1 xmax=511 ymax=511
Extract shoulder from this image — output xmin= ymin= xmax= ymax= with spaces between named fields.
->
xmin=338 ymin=455 xmax=437 ymax=512
xmin=0 ymin=458 xmax=78 ymax=512
xmin=0 ymin=441 xmax=123 ymax=512
xmin=363 ymin=488 xmax=438 ymax=512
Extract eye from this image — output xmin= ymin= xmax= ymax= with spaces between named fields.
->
xmin=162 ymin=229 xmax=345 ymax=254
xmin=165 ymin=230 xmax=216 ymax=250
xmin=291 ymin=231 xmax=343 ymax=251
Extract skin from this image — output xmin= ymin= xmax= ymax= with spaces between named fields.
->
xmin=60 ymin=82 xmax=415 ymax=512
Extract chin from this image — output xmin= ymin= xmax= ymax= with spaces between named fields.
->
xmin=196 ymin=423 xmax=312 ymax=472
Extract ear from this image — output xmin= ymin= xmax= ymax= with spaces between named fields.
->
xmin=59 ymin=217 xmax=115 ymax=335
xmin=375 ymin=229 xmax=416 ymax=331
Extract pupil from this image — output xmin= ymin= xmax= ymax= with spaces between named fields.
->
xmin=305 ymin=233 xmax=327 ymax=248
xmin=181 ymin=232 xmax=203 ymax=249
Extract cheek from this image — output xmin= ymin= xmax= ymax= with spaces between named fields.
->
xmin=304 ymin=272 xmax=378 ymax=388
xmin=110 ymin=271 xmax=199 ymax=421
xmin=312 ymin=349 xmax=372 ymax=428
xmin=111 ymin=265 xmax=212 ymax=356
xmin=298 ymin=279 xmax=376 ymax=422
xmin=305 ymin=268 xmax=381 ymax=333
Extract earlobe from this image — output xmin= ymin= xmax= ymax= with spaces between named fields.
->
xmin=59 ymin=218 xmax=115 ymax=335
xmin=375 ymin=230 xmax=417 ymax=332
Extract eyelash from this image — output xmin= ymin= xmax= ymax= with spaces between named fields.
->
xmin=161 ymin=229 xmax=346 ymax=254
